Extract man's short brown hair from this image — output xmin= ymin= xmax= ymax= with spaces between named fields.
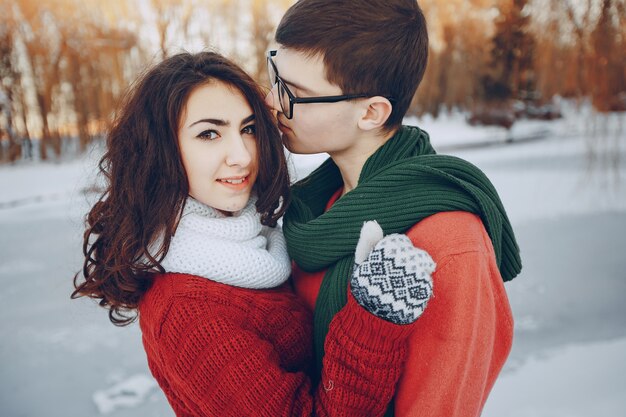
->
xmin=275 ymin=0 xmax=428 ymax=129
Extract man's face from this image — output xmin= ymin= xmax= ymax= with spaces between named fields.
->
xmin=265 ymin=48 xmax=361 ymax=155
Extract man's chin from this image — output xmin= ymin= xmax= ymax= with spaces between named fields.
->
xmin=280 ymin=129 xmax=296 ymax=149
xmin=280 ymin=129 xmax=319 ymax=155
xmin=283 ymin=141 xmax=320 ymax=155
xmin=282 ymin=135 xmax=298 ymax=153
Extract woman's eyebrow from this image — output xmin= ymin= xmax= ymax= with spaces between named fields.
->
xmin=188 ymin=114 xmax=255 ymax=129
xmin=240 ymin=114 xmax=255 ymax=126
xmin=188 ymin=118 xmax=228 ymax=128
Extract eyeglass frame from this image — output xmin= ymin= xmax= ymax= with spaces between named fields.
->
xmin=266 ymin=50 xmax=395 ymax=120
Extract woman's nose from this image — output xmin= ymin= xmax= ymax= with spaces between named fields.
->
xmin=225 ymin=135 xmax=253 ymax=167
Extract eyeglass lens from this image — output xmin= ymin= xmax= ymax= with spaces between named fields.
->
xmin=278 ymin=83 xmax=290 ymax=118
xmin=267 ymin=56 xmax=291 ymax=118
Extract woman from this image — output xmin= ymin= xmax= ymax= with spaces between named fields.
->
xmin=72 ymin=51 xmax=435 ymax=416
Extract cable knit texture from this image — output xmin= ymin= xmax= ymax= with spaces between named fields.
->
xmin=139 ymin=273 xmax=413 ymax=417
xmin=159 ymin=196 xmax=291 ymax=289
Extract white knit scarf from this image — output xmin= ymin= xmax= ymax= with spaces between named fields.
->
xmin=159 ymin=196 xmax=291 ymax=289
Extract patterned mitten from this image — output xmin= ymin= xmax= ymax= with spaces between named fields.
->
xmin=350 ymin=221 xmax=435 ymax=325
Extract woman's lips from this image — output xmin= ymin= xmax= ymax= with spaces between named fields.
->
xmin=216 ymin=176 xmax=250 ymax=190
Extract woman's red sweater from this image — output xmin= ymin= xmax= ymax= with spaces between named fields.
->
xmin=138 ymin=273 xmax=413 ymax=417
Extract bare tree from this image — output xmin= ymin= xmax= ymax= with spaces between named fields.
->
xmin=251 ymin=0 xmax=277 ymax=85
xmin=14 ymin=0 xmax=68 ymax=159
xmin=413 ymin=0 xmax=496 ymax=116
xmin=563 ymin=0 xmax=594 ymax=101
xmin=151 ymin=0 xmax=191 ymax=59
xmin=0 ymin=5 xmax=21 ymax=162
xmin=3 ymin=0 xmax=621 ymax=165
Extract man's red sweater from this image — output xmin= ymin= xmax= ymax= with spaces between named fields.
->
xmin=292 ymin=189 xmax=514 ymax=417
xmin=139 ymin=273 xmax=413 ymax=417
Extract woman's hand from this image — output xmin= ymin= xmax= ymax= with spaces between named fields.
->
xmin=351 ymin=221 xmax=435 ymax=325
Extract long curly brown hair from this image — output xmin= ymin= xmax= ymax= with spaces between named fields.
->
xmin=72 ymin=51 xmax=291 ymax=326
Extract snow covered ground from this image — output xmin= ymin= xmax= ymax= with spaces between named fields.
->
xmin=1 ymin=105 xmax=625 ymax=416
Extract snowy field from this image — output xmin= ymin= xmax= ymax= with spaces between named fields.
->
xmin=1 ymin=104 xmax=625 ymax=416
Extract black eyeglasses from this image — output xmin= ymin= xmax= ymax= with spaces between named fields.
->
xmin=267 ymin=50 xmax=393 ymax=119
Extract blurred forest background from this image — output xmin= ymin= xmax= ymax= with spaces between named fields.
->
xmin=0 ymin=0 xmax=624 ymax=163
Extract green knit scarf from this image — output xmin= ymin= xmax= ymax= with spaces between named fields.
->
xmin=283 ymin=125 xmax=521 ymax=411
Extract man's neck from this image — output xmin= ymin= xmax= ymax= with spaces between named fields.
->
xmin=330 ymin=128 xmax=398 ymax=196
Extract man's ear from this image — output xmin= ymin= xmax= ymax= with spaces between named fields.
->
xmin=357 ymin=96 xmax=393 ymax=131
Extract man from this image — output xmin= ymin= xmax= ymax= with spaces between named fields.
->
xmin=265 ymin=1 xmax=522 ymax=416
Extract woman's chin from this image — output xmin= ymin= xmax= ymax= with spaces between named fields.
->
xmin=214 ymin=197 xmax=250 ymax=215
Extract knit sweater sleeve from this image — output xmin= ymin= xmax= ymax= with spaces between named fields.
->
xmin=156 ymin=294 xmax=412 ymax=417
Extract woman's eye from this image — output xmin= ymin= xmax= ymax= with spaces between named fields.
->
xmin=197 ymin=130 xmax=219 ymax=140
xmin=241 ymin=124 xmax=256 ymax=136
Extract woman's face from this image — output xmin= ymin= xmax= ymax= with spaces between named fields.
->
xmin=178 ymin=81 xmax=258 ymax=214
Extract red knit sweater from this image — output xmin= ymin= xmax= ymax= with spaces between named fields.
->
xmin=292 ymin=189 xmax=514 ymax=417
xmin=139 ymin=273 xmax=413 ymax=417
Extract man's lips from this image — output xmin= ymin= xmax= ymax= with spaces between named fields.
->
xmin=277 ymin=119 xmax=292 ymax=133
